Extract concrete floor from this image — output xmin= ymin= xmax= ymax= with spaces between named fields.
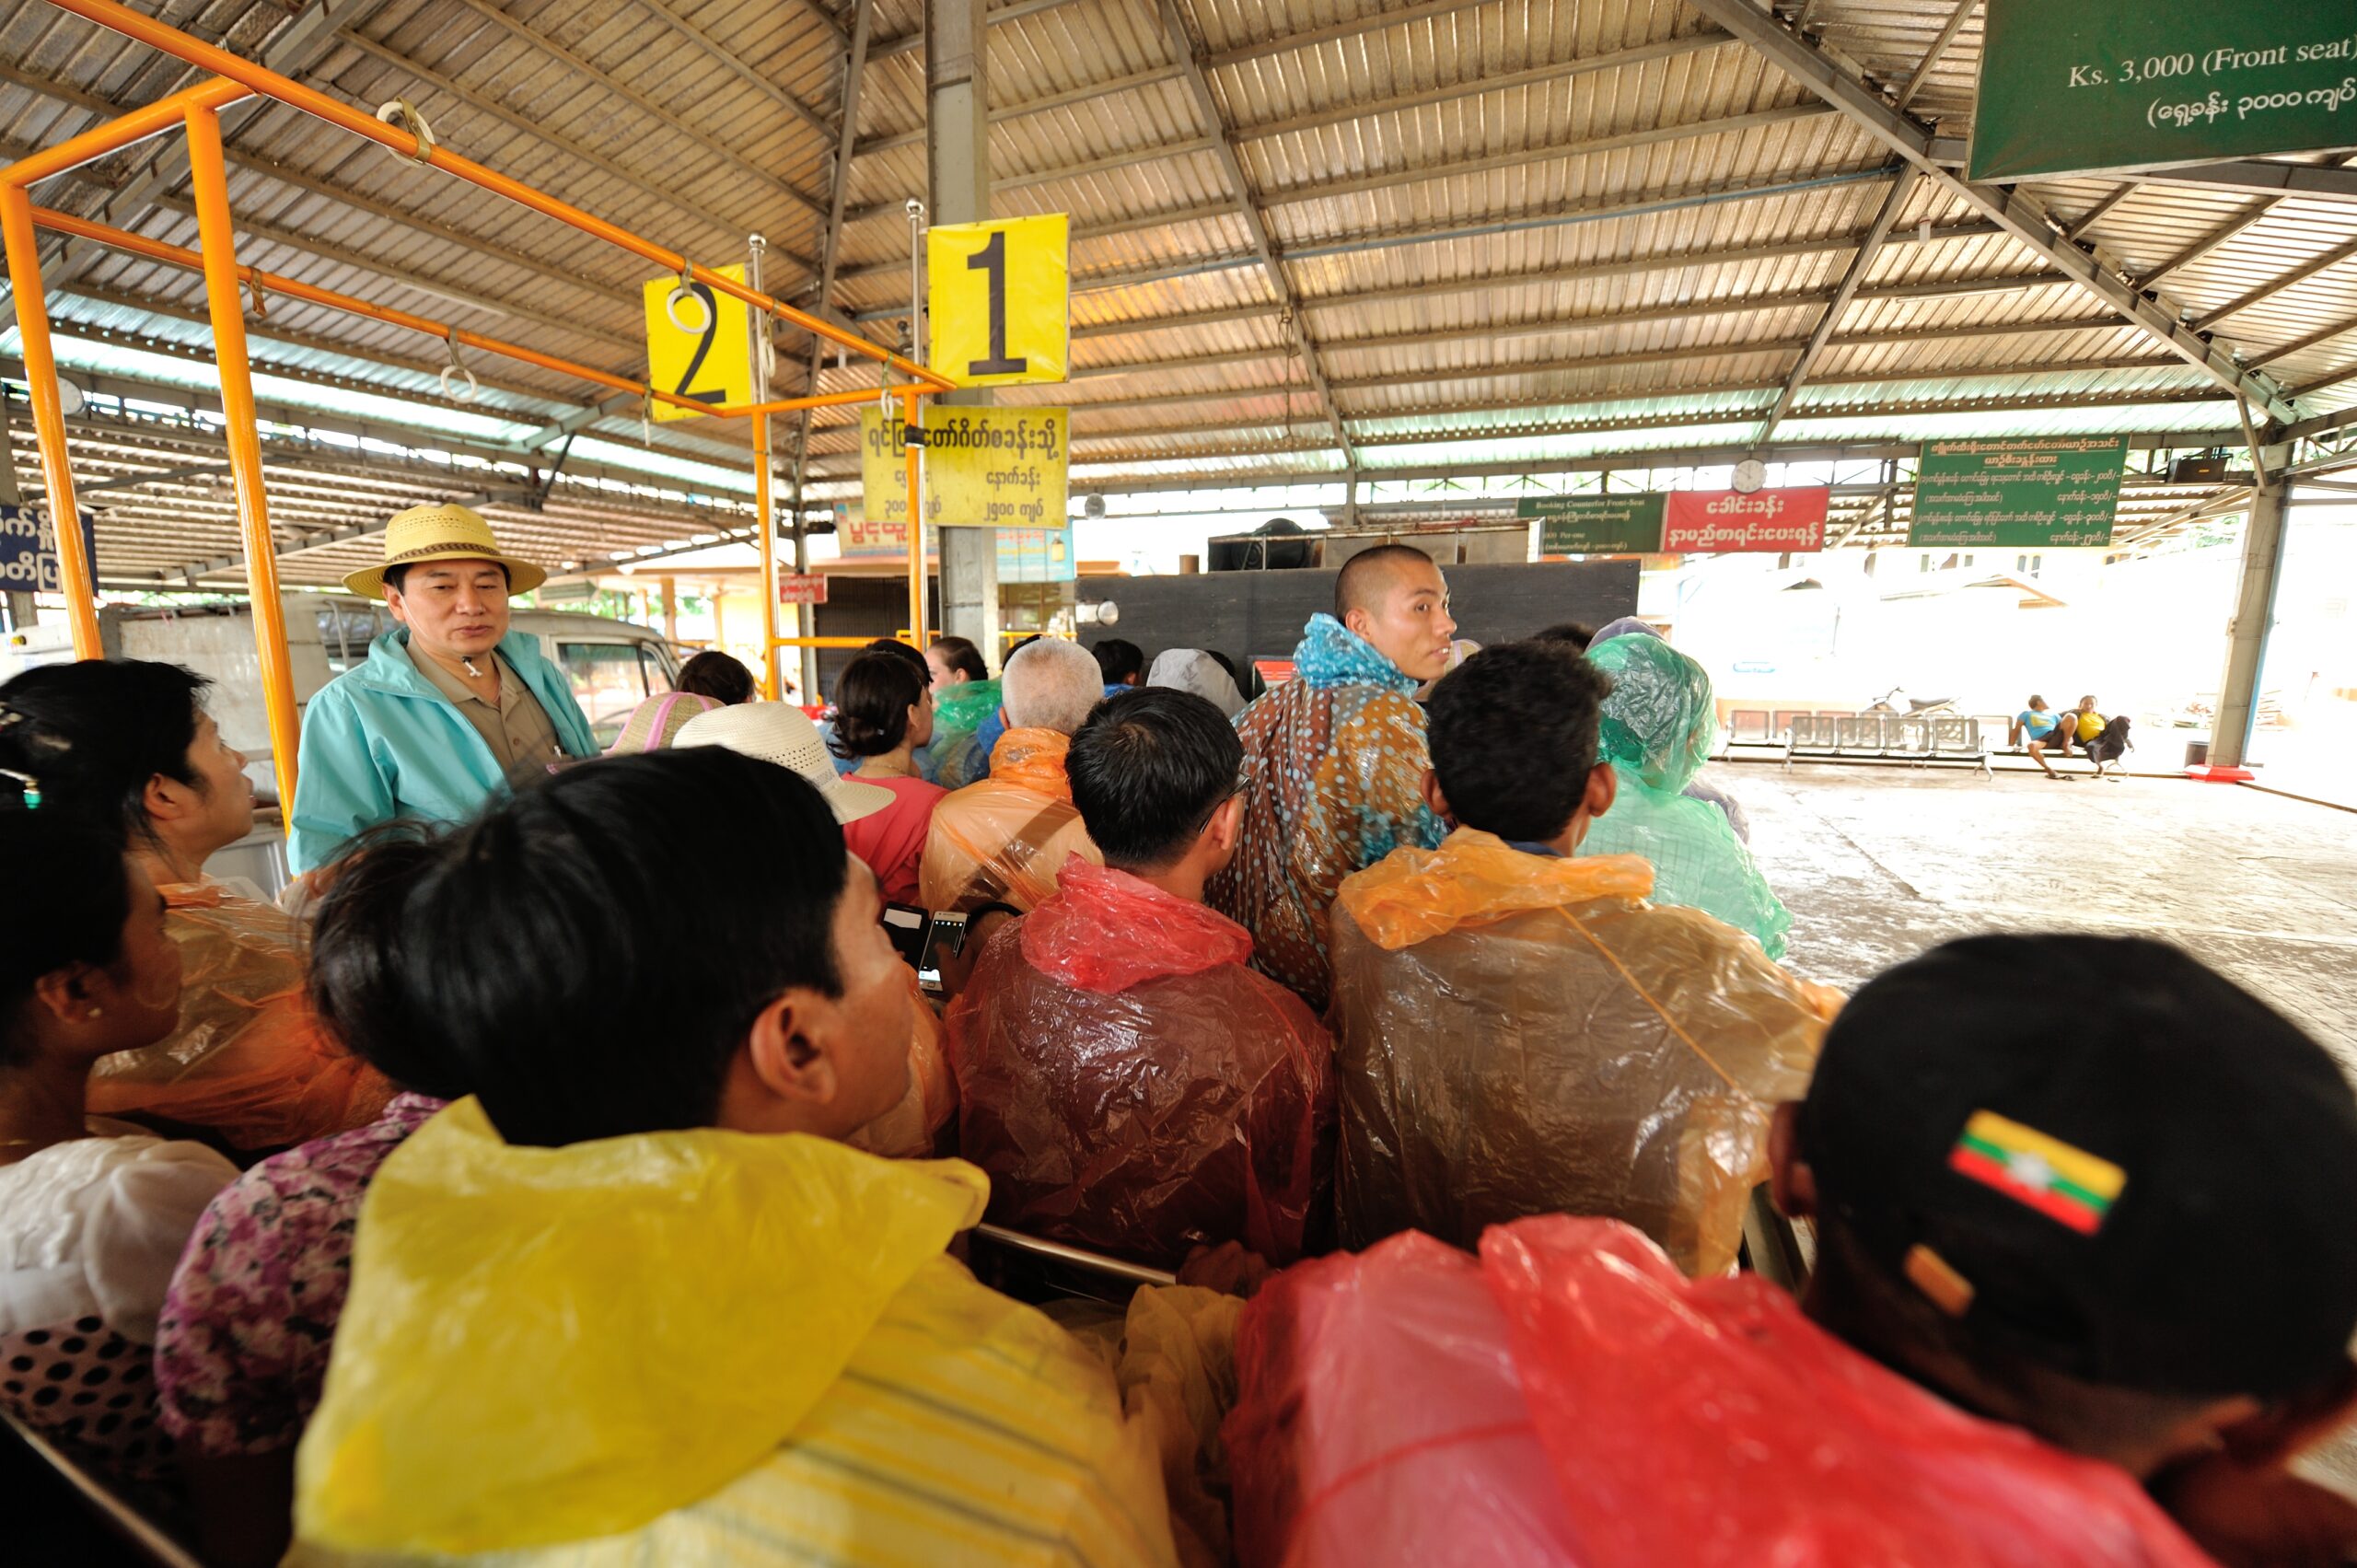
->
xmin=1727 ymin=761 xmax=2357 ymax=1068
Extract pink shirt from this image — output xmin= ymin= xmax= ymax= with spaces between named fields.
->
xmin=843 ymin=774 xmax=948 ymax=907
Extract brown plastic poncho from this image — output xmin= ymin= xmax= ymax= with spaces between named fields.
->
xmin=1327 ymin=830 xmax=1836 ymax=1275
xmin=87 ymin=883 xmax=392 ymax=1152
xmin=1207 ymin=615 xmax=1447 ymax=1011
xmin=946 ymin=856 xmax=1334 ymax=1269
xmin=916 ymin=727 xmax=1101 ymax=913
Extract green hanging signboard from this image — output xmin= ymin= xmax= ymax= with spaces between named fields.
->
xmin=1518 ymin=494 xmax=1666 ymax=554
xmin=1907 ymin=436 xmax=2130 ymax=550
xmin=1971 ymin=0 xmax=2357 ymax=182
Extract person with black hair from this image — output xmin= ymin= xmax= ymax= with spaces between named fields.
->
xmin=673 ymin=649 xmax=758 ymax=705
xmin=1532 ymin=621 xmax=1595 ymax=652
xmin=924 ymin=633 xmax=990 ymax=691
xmin=0 ymin=815 xmax=237 ymax=1492
xmin=1091 ymin=637 xmax=1145 ymax=690
xmin=288 ymin=505 xmax=595 ymax=873
xmin=820 ymin=639 xmax=944 ymax=784
xmin=1209 ymin=543 xmax=1456 ymax=1009
xmin=946 ymin=689 xmax=1333 ymax=1269
xmin=1325 ymin=640 xmax=1831 ymax=1272
xmin=283 ymin=750 xmax=1179 ymax=1566
xmin=829 ymin=650 xmax=946 ymax=905
xmin=0 ymin=661 xmax=389 ymax=1151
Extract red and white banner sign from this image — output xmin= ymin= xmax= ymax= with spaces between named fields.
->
xmin=777 ymin=573 xmax=829 ymax=605
xmin=1663 ymin=488 xmax=1829 ymax=552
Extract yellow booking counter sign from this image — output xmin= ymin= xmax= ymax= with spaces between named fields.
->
xmin=641 ymin=263 xmax=752 ymax=422
xmin=926 ymin=215 xmax=1069 ymax=388
xmin=861 ymin=405 xmax=1069 ymax=530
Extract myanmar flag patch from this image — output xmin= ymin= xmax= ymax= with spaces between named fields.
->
xmin=1949 ymin=1110 xmax=2125 ymax=1236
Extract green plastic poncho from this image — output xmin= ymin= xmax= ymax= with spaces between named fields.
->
xmin=1577 ymin=633 xmax=1791 ymax=958
xmin=931 ymin=677 xmax=1004 ymax=789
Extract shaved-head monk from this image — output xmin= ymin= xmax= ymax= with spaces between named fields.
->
xmin=1208 ymin=543 xmax=1458 ymax=1009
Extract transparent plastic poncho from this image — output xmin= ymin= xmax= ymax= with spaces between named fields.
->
xmin=929 ymin=677 xmax=1004 ymax=789
xmin=945 ymin=857 xmax=1332 ymax=1269
xmin=916 ymin=727 xmax=1101 ymax=912
xmin=1577 ymin=633 xmax=1792 ymax=958
xmin=1328 ymin=830 xmax=1831 ymax=1275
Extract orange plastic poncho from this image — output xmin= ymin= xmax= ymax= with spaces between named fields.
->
xmin=946 ymin=857 xmax=1334 ymax=1269
xmin=87 ymin=883 xmax=392 ymax=1152
xmin=917 ymin=727 xmax=1102 ymax=913
xmin=1206 ymin=615 xmax=1446 ymax=1011
xmin=1327 ymin=830 xmax=1834 ymax=1275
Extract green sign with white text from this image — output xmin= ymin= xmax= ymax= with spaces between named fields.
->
xmin=1907 ymin=436 xmax=2129 ymax=550
xmin=1519 ymin=494 xmax=1666 ymax=554
xmin=1972 ymin=0 xmax=2357 ymax=181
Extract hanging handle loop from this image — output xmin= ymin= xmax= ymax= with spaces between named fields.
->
xmin=438 ymin=327 xmax=478 ymax=401
xmin=373 ymin=99 xmax=438 ymax=166
xmin=665 ymin=267 xmax=711 ymax=335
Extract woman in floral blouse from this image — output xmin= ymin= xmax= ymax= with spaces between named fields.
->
xmin=155 ymin=832 xmax=467 ymax=1568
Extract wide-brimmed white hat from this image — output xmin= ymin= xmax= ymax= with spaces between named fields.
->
xmin=343 ymin=504 xmax=549 ymax=599
xmin=672 ymin=703 xmax=893 ymax=825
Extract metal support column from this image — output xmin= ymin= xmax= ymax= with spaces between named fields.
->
xmin=0 ymin=387 xmax=34 ymax=633
xmin=927 ymin=0 xmax=998 ymax=661
xmin=748 ymin=232 xmax=786 ymax=700
xmin=2209 ymin=446 xmax=2292 ymax=770
xmin=0 ymin=187 xmax=99 ymax=657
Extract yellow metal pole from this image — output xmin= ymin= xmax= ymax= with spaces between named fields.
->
xmin=0 ymin=186 xmax=101 ymax=659
xmin=902 ymin=389 xmax=926 ymax=649
xmin=185 ymin=106 xmax=299 ymax=809
xmin=748 ymin=234 xmax=784 ymax=703
xmin=661 ymin=575 xmax=677 ymax=642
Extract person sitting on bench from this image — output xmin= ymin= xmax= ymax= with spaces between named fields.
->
xmin=2012 ymin=694 xmax=2076 ymax=780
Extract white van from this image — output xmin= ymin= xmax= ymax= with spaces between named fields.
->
xmin=1 ymin=592 xmax=682 ymax=811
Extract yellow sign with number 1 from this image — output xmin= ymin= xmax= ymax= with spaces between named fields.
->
xmin=926 ymin=215 xmax=1069 ymax=388
xmin=642 ymin=263 xmax=752 ymax=422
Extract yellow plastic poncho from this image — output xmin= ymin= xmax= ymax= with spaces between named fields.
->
xmin=290 ymin=1098 xmax=1178 ymax=1568
xmin=918 ymin=726 xmax=1103 ymax=913
xmin=1327 ymin=830 xmax=1837 ymax=1276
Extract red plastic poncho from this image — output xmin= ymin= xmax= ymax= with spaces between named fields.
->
xmin=1225 ymin=1231 xmax=1582 ymax=1568
xmin=87 ymin=883 xmax=392 ymax=1151
xmin=917 ymin=727 xmax=1102 ymax=913
xmin=945 ymin=856 xmax=1334 ymax=1269
xmin=1207 ymin=616 xmax=1447 ymax=1012
xmin=1328 ymin=830 xmax=1832 ymax=1274
xmin=1479 ymin=1216 xmax=2218 ymax=1568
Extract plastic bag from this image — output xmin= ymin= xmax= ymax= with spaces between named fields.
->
xmin=1577 ymin=634 xmax=1791 ymax=958
xmin=846 ymin=973 xmax=957 ymax=1159
xmin=1208 ymin=615 xmax=1447 ymax=1010
xmin=918 ymin=726 xmax=1102 ymax=912
xmin=294 ymin=1098 xmax=1179 ymax=1565
xmin=88 ymin=884 xmax=392 ymax=1151
xmin=1225 ymin=1231 xmax=1582 ymax=1568
xmin=946 ymin=857 xmax=1332 ymax=1268
xmin=1328 ymin=830 xmax=1829 ymax=1274
xmin=1479 ymin=1216 xmax=2216 ymax=1567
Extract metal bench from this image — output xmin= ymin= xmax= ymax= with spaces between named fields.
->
xmin=1785 ymin=712 xmax=1991 ymax=776
xmin=3 ymin=1409 xmax=203 ymax=1568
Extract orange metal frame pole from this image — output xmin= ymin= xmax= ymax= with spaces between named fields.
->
xmin=0 ymin=187 xmax=100 ymax=658
xmin=38 ymin=0 xmax=952 ymax=392
xmin=186 ymin=105 xmax=300 ymax=809
xmin=901 ymin=389 xmax=926 ymax=650
xmin=3 ymin=75 xmax=247 ymax=184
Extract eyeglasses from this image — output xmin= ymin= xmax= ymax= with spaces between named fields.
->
xmin=1188 ymin=767 xmax=1252 ymax=838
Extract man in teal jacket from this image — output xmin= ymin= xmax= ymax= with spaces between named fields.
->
xmin=289 ymin=505 xmax=597 ymax=873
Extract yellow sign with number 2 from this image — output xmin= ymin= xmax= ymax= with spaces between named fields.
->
xmin=926 ymin=215 xmax=1069 ymax=388
xmin=642 ymin=263 xmax=752 ymax=422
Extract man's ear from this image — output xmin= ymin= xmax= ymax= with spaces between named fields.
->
xmin=1342 ymin=607 xmax=1371 ymax=641
xmin=1580 ymin=761 xmax=1618 ymax=823
xmin=1768 ymin=1101 xmax=1817 ymax=1219
xmin=1206 ymin=794 xmax=1245 ymax=855
xmin=741 ymin=990 xmax=842 ymax=1112
xmin=1420 ymin=767 xmax=1452 ymax=824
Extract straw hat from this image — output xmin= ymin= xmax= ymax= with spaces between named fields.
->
xmin=672 ymin=703 xmax=894 ymax=825
xmin=343 ymin=504 xmax=550 ymax=599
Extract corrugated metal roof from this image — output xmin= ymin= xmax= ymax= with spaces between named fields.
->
xmin=0 ymin=0 xmax=2346 ymax=583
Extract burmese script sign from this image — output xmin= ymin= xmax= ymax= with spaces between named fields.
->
xmin=1972 ymin=0 xmax=2357 ymax=180
xmin=1662 ymin=489 xmax=1829 ymax=553
xmin=1518 ymin=494 xmax=1666 ymax=555
xmin=1907 ymin=436 xmax=2129 ymax=550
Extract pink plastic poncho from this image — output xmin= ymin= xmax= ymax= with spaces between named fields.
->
xmin=1479 ymin=1216 xmax=2219 ymax=1568
xmin=1207 ymin=615 xmax=1447 ymax=1011
xmin=945 ymin=856 xmax=1333 ymax=1269
xmin=1225 ymin=1231 xmax=1582 ymax=1568
xmin=917 ymin=727 xmax=1102 ymax=912
xmin=88 ymin=883 xmax=392 ymax=1151
xmin=1327 ymin=830 xmax=1832 ymax=1274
